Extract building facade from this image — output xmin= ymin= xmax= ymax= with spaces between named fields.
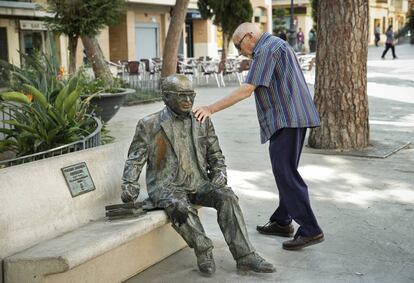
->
xmin=0 ymin=0 xmax=111 ymax=73
xmin=0 ymin=0 xmax=272 ymax=72
xmin=272 ymin=0 xmax=410 ymax=51
xmin=271 ymin=0 xmax=313 ymax=51
xmin=369 ymin=0 xmax=409 ymax=43
xmin=0 ymin=0 xmax=51 ymax=66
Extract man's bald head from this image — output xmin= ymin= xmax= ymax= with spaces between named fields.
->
xmin=232 ymin=22 xmax=262 ymax=42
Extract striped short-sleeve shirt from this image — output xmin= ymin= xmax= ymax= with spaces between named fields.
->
xmin=245 ymin=32 xmax=321 ymax=144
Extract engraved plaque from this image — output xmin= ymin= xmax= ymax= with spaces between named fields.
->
xmin=61 ymin=162 xmax=96 ymax=197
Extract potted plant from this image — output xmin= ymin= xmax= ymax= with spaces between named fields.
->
xmin=78 ymin=74 xmax=135 ymax=123
xmin=44 ymin=0 xmax=125 ymax=77
xmin=0 ymin=77 xmax=100 ymax=160
xmin=44 ymin=0 xmax=133 ymax=122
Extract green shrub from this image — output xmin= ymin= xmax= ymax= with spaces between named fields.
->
xmin=77 ymin=71 xmax=128 ymax=96
xmin=122 ymin=89 xmax=162 ymax=106
xmin=0 ymin=77 xmax=97 ymax=156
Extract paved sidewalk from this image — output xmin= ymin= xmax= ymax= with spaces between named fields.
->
xmin=108 ymin=44 xmax=414 ymax=283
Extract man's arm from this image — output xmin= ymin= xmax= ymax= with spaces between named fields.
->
xmin=193 ymin=83 xmax=256 ymax=123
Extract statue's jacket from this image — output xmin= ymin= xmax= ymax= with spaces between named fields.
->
xmin=122 ymin=107 xmax=227 ymax=207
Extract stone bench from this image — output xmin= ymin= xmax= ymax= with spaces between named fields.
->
xmin=0 ymin=141 xmax=186 ymax=283
xmin=4 ymin=211 xmax=185 ymax=283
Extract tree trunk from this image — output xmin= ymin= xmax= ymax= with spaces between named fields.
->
xmin=221 ymin=32 xmax=227 ymax=62
xmin=161 ymin=0 xmax=190 ymax=78
xmin=81 ymin=35 xmax=114 ymax=86
xmin=308 ymin=0 xmax=370 ymax=150
xmin=68 ymin=35 xmax=78 ymax=74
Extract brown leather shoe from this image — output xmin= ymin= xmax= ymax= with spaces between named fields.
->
xmin=256 ymin=221 xmax=294 ymax=237
xmin=282 ymin=233 xmax=324 ymax=250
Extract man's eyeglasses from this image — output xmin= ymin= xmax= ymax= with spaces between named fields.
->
xmin=164 ymin=91 xmax=196 ymax=99
xmin=234 ymin=33 xmax=249 ymax=51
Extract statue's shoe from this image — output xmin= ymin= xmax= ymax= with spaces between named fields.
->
xmin=236 ymin=252 xmax=276 ymax=273
xmin=196 ymin=248 xmax=215 ymax=276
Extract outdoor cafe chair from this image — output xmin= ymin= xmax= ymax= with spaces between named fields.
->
xmin=126 ymin=61 xmax=142 ymax=88
xmin=237 ymin=59 xmax=251 ymax=85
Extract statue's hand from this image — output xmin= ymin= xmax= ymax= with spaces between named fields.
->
xmin=121 ymin=183 xmax=140 ymax=203
xmin=166 ymin=201 xmax=189 ymax=227
xmin=211 ymin=172 xmax=227 ymax=187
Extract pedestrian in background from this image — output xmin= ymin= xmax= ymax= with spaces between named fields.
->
xmin=297 ymin=28 xmax=305 ymax=52
xmin=308 ymin=29 xmax=317 ymax=53
xmin=374 ymin=24 xmax=381 ymax=47
xmin=381 ymin=25 xmax=397 ymax=59
xmin=278 ymin=29 xmax=287 ymax=41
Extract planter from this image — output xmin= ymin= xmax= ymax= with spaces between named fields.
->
xmin=0 ymin=116 xmax=102 ymax=168
xmin=85 ymin=88 xmax=135 ymax=123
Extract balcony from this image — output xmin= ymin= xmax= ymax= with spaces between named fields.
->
xmin=393 ymin=0 xmax=409 ymax=12
xmin=126 ymin=0 xmax=175 ymax=5
xmin=272 ymin=0 xmax=310 ymax=5
xmin=0 ymin=1 xmax=50 ymax=17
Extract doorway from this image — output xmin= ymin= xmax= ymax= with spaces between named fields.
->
xmin=185 ymin=21 xmax=194 ymax=58
xmin=0 ymin=27 xmax=8 ymax=62
xmin=20 ymin=30 xmax=45 ymax=56
xmin=135 ymin=23 xmax=159 ymax=60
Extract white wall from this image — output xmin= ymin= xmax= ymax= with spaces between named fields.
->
xmin=0 ymin=141 xmax=134 ymax=261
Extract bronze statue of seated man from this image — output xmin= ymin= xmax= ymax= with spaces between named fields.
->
xmin=120 ymin=74 xmax=275 ymax=276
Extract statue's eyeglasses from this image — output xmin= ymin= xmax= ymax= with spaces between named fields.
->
xmin=164 ymin=91 xmax=196 ymax=99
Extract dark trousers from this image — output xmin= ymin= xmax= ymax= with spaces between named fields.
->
xmin=374 ymin=34 xmax=380 ymax=46
xmin=268 ymin=128 xmax=322 ymax=237
xmin=309 ymin=41 xmax=316 ymax=53
xmin=382 ymin=43 xmax=396 ymax=58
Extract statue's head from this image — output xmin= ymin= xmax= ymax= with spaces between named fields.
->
xmin=162 ymin=74 xmax=196 ymax=116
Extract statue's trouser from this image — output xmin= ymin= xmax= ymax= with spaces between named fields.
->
xmin=165 ymin=185 xmax=255 ymax=260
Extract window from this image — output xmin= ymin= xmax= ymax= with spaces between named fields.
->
xmin=0 ymin=27 xmax=8 ymax=62
xmin=0 ymin=27 xmax=8 ymax=88
xmin=19 ymin=30 xmax=47 ymax=65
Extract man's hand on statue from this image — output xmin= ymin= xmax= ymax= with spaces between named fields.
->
xmin=211 ymin=172 xmax=227 ymax=187
xmin=120 ymin=183 xmax=140 ymax=203
xmin=193 ymin=106 xmax=212 ymax=123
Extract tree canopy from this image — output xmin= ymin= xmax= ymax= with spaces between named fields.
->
xmin=272 ymin=8 xmax=286 ymax=35
xmin=45 ymin=0 xmax=125 ymax=38
xmin=45 ymin=0 xmax=125 ymax=75
xmin=198 ymin=0 xmax=253 ymax=59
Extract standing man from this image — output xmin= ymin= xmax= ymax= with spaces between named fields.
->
xmin=193 ymin=22 xmax=324 ymax=250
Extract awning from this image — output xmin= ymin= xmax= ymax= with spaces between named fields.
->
xmin=126 ymin=0 xmax=175 ymax=6
xmin=0 ymin=1 xmax=51 ymax=18
xmin=186 ymin=9 xmax=202 ymax=20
